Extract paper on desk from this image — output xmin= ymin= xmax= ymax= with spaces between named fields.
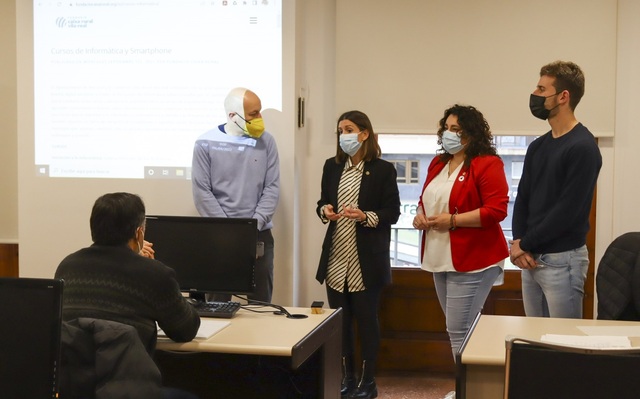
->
xmin=158 ymin=319 xmax=230 ymax=340
xmin=577 ymin=325 xmax=640 ymax=337
xmin=541 ymin=334 xmax=632 ymax=349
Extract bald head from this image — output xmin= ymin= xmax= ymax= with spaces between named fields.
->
xmin=224 ymin=87 xmax=263 ymax=137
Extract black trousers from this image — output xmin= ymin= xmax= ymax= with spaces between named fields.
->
xmin=326 ymin=282 xmax=382 ymax=368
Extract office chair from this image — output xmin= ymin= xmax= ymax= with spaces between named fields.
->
xmin=504 ymin=336 xmax=640 ymax=399
xmin=60 ymin=318 xmax=165 ymax=399
xmin=0 ymin=277 xmax=64 ymax=399
xmin=596 ymin=232 xmax=640 ymax=320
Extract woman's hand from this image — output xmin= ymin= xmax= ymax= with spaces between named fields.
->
xmin=413 ymin=214 xmax=429 ymax=230
xmin=323 ymin=204 xmax=342 ymax=222
xmin=342 ymin=204 xmax=365 ymax=222
xmin=426 ymin=214 xmax=452 ymax=231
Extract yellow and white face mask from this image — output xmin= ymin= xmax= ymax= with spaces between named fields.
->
xmin=238 ymin=115 xmax=265 ymax=139
xmin=224 ymin=87 xmax=265 ymax=138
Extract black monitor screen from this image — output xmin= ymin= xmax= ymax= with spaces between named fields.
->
xmin=0 ymin=277 xmax=63 ymax=399
xmin=145 ymin=215 xmax=257 ymax=295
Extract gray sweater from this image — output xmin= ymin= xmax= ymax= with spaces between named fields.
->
xmin=191 ymin=124 xmax=280 ymax=231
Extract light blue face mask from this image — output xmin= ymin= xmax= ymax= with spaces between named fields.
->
xmin=442 ymin=130 xmax=465 ymax=154
xmin=339 ymin=132 xmax=362 ymax=156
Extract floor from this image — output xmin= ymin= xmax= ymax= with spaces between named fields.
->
xmin=374 ymin=372 xmax=455 ymax=399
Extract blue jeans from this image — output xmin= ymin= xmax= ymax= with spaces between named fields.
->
xmin=433 ymin=266 xmax=502 ymax=360
xmin=521 ymin=245 xmax=589 ymax=318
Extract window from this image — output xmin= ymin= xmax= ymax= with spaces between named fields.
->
xmin=512 ymin=161 xmax=524 ymax=179
xmin=379 ymin=134 xmax=532 ymax=269
xmin=389 ymin=160 xmax=420 ymax=184
xmin=494 ymin=136 xmax=529 ymax=148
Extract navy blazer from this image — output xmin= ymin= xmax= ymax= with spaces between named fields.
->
xmin=316 ymin=157 xmax=401 ymax=290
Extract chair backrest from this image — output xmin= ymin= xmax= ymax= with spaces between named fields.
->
xmin=596 ymin=232 xmax=640 ymax=320
xmin=504 ymin=336 xmax=640 ymax=399
xmin=60 ymin=318 xmax=164 ymax=399
xmin=0 ymin=277 xmax=63 ymax=399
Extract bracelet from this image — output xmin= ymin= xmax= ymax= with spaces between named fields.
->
xmin=449 ymin=213 xmax=457 ymax=231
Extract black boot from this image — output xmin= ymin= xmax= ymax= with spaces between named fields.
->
xmin=349 ymin=360 xmax=378 ymax=399
xmin=341 ymin=356 xmax=356 ymax=398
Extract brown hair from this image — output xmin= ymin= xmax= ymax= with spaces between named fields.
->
xmin=540 ymin=60 xmax=585 ymax=110
xmin=334 ymin=110 xmax=381 ymax=163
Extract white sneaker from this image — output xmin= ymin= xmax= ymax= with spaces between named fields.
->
xmin=443 ymin=391 xmax=455 ymax=399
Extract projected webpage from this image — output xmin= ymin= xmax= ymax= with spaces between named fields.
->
xmin=34 ymin=0 xmax=282 ymax=179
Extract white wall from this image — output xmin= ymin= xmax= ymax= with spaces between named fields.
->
xmin=295 ymin=0 xmax=338 ymax=307
xmin=596 ymin=0 xmax=640 ymax=280
xmin=266 ymin=0 xmax=298 ymax=305
xmin=335 ymin=0 xmax=617 ymax=137
xmin=0 ymin=0 xmax=18 ymax=243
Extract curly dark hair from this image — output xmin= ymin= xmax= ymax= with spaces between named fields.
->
xmin=436 ymin=104 xmax=497 ymax=167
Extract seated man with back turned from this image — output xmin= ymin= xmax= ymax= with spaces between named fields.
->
xmin=55 ymin=192 xmax=201 ymax=352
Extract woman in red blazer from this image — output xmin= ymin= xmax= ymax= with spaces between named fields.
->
xmin=413 ymin=104 xmax=509 ymax=360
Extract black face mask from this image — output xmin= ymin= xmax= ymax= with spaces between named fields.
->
xmin=529 ymin=92 xmax=562 ymax=120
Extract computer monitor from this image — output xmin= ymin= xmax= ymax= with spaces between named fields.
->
xmin=0 ymin=277 xmax=63 ymax=399
xmin=145 ymin=215 xmax=257 ymax=296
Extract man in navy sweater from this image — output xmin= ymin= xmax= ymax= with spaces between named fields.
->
xmin=510 ymin=61 xmax=602 ymax=318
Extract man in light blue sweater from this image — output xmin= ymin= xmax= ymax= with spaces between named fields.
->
xmin=191 ymin=87 xmax=280 ymax=302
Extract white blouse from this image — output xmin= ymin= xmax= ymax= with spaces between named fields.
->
xmin=420 ymin=160 xmax=504 ymax=276
xmin=420 ymin=161 xmax=461 ymax=273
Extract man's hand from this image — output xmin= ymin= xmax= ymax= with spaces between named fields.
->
xmin=140 ymin=240 xmax=155 ymax=259
xmin=509 ymin=239 xmax=536 ymax=269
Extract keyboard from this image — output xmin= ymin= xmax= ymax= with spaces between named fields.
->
xmin=193 ymin=301 xmax=241 ymax=319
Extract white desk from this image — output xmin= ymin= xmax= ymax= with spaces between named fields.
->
xmin=156 ymin=306 xmax=342 ymax=399
xmin=457 ymin=315 xmax=640 ymax=399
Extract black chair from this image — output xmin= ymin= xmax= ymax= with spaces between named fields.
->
xmin=60 ymin=318 xmax=165 ymax=399
xmin=0 ymin=277 xmax=64 ymax=399
xmin=504 ymin=336 xmax=640 ymax=399
xmin=60 ymin=318 xmax=200 ymax=399
xmin=596 ymin=232 xmax=640 ymax=320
